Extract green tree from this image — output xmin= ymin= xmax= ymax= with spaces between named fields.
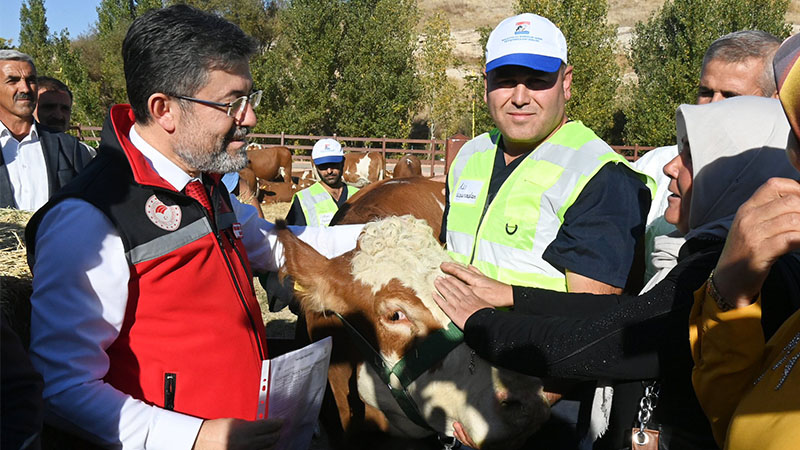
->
xmin=419 ymin=12 xmax=465 ymax=139
xmin=515 ymin=0 xmax=620 ymax=141
xmin=178 ymin=0 xmax=280 ymax=51
xmin=89 ymin=0 xmax=163 ymax=111
xmin=18 ymin=0 xmax=53 ymax=74
xmin=333 ymin=0 xmax=419 ymax=138
xmin=462 ymin=26 xmax=494 ymax=138
xmin=0 ymin=38 xmax=13 ymax=50
xmin=255 ymin=0 xmax=419 ymax=138
xmin=624 ymin=0 xmax=791 ymax=145
xmin=51 ymin=31 xmax=104 ymax=125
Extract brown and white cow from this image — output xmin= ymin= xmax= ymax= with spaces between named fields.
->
xmin=343 ymin=152 xmax=385 ymax=188
xmin=392 ymin=153 xmax=423 ymax=178
xmin=331 ymin=178 xmax=445 ymax=242
xmin=246 ymin=144 xmax=293 ymax=183
xmin=277 ymin=216 xmax=550 ymax=449
xmin=236 ymin=167 xmax=264 ymax=218
xmin=258 ymin=180 xmax=299 ymax=204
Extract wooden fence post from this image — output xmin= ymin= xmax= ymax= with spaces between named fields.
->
xmin=445 ymin=134 xmax=469 ymax=176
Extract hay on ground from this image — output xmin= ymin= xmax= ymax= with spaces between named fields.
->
xmin=0 ymin=208 xmax=33 ymax=279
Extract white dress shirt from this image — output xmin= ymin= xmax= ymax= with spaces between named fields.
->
xmin=29 ymin=125 xmax=363 ymax=449
xmin=1 ymin=121 xmax=49 ymax=211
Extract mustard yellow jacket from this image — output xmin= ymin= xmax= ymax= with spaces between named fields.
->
xmin=689 ymin=288 xmax=800 ymax=450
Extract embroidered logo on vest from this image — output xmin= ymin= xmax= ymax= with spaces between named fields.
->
xmin=145 ymin=195 xmax=182 ymax=231
xmin=232 ymin=222 xmax=243 ymax=239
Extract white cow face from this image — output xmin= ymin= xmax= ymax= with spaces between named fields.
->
xmin=279 ymin=216 xmax=550 ymax=449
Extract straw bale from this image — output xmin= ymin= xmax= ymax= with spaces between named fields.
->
xmin=0 ymin=208 xmax=33 ymax=279
xmin=259 ymin=201 xmax=291 ymax=222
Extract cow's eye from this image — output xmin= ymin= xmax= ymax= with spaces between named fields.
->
xmin=390 ymin=310 xmax=407 ymax=321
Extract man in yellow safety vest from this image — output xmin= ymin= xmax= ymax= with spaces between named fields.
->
xmin=286 ymin=138 xmax=358 ymax=226
xmin=441 ymin=13 xmax=655 ymax=449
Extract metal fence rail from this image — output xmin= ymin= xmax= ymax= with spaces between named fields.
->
xmin=71 ymin=126 xmax=656 ymax=174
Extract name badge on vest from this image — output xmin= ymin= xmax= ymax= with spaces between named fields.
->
xmin=453 ymin=180 xmax=483 ymax=205
xmin=319 ymin=212 xmax=334 ymax=226
xmin=232 ymin=222 xmax=244 ymax=239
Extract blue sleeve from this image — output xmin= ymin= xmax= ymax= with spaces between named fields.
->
xmin=542 ymin=163 xmax=650 ymax=288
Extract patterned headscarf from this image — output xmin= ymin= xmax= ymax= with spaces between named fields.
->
xmin=773 ymin=33 xmax=800 ymax=154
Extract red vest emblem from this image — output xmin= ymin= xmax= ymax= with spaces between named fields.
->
xmin=145 ymin=195 xmax=182 ymax=231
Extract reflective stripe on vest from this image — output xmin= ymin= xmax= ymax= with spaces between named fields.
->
xmin=446 ymin=122 xmax=655 ymax=291
xmin=292 ymin=183 xmax=358 ymax=227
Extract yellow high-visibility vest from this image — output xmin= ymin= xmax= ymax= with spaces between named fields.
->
xmin=292 ymin=182 xmax=358 ymax=227
xmin=446 ymin=122 xmax=655 ymax=291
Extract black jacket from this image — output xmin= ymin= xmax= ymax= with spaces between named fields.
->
xmin=0 ymin=122 xmax=91 ymax=208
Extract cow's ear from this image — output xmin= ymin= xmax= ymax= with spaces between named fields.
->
xmin=276 ymin=226 xmax=351 ymax=315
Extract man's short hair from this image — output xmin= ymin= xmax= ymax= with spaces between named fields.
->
xmin=37 ymin=76 xmax=73 ymax=101
xmin=0 ymin=49 xmax=36 ymax=72
xmin=702 ymin=30 xmax=782 ymax=96
xmin=122 ymin=4 xmax=258 ymax=124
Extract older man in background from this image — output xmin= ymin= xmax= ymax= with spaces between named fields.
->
xmin=636 ymin=29 xmax=782 ymax=290
xmin=0 ymin=50 xmax=90 ymax=211
xmin=33 ymin=76 xmax=73 ymax=133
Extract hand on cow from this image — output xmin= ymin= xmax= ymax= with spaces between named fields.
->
xmin=434 ymin=264 xmax=510 ymax=329
xmin=193 ymin=417 xmax=283 ymax=450
xmin=452 ymin=421 xmax=479 ymax=449
xmin=712 ymin=177 xmax=800 ymax=308
xmin=440 ymin=263 xmax=514 ymax=308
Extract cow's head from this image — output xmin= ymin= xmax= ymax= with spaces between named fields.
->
xmin=278 ymin=216 xmax=550 ymax=449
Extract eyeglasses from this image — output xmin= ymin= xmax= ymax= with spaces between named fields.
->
xmin=174 ymin=90 xmax=262 ymax=120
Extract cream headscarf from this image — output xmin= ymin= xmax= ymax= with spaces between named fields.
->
xmin=677 ymin=96 xmax=800 ymax=242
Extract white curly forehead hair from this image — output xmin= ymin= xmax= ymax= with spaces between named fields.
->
xmin=349 ymin=215 xmax=453 ymax=325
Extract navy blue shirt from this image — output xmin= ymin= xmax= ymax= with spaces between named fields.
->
xmin=441 ymin=138 xmax=650 ymax=288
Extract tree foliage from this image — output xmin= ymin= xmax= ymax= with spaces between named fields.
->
xmin=463 ymin=26 xmax=495 ymax=138
xmin=418 ymin=12 xmax=464 ymax=139
xmin=624 ymin=0 xmax=791 ymax=145
xmin=19 ymin=0 xmax=52 ymax=73
xmin=515 ymin=0 xmax=620 ymax=141
xmin=255 ymin=0 xmax=419 ymax=138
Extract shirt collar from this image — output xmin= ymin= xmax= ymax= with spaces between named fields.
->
xmin=0 ymin=120 xmax=38 ymax=144
xmin=128 ymin=125 xmax=195 ymax=191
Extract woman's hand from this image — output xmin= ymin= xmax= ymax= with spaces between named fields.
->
xmin=433 ymin=263 xmax=513 ymax=329
xmin=713 ymin=177 xmax=800 ymax=307
xmin=440 ymin=263 xmax=514 ymax=307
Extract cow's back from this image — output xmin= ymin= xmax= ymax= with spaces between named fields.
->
xmin=331 ymin=178 xmax=445 ymax=241
xmin=392 ymin=154 xmax=422 ymax=178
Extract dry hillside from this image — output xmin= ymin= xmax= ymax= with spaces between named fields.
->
xmin=419 ymin=0 xmax=800 ymax=68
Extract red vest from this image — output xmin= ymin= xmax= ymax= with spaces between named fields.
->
xmin=29 ymin=105 xmax=269 ymax=420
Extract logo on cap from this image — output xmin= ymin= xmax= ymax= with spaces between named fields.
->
xmin=514 ymin=21 xmax=530 ymax=35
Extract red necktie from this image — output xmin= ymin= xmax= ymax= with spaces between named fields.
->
xmin=184 ymin=180 xmax=214 ymax=220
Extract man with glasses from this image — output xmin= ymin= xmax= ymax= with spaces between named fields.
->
xmin=25 ymin=6 xmax=362 ymax=449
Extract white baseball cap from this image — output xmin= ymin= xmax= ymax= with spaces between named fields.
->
xmin=485 ymin=13 xmax=567 ymax=73
xmin=312 ymin=138 xmax=344 ymax=165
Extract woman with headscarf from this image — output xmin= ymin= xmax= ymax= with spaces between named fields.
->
xmin=433 ymin=95 xmax=800 ymax=448
xmin=688 ymin=34 xmax=800 ymax=450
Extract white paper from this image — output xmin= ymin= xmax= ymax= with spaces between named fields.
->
xmin=257 ymin=337 xmax=333 ymax=450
